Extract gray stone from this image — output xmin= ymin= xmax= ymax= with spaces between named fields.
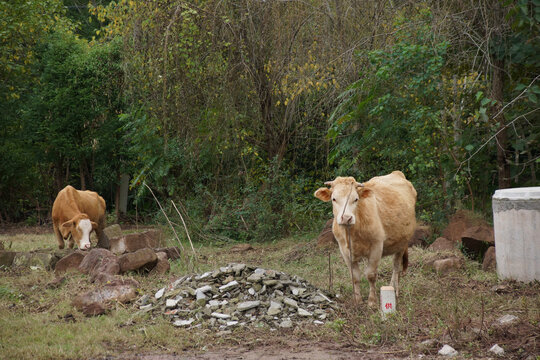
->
xmin=72 ymin=281 xmax=138 ymax=316
xmin=154 ymin=247 xmax=181 ymax=261
xmin=297 ymin=308 xmax=312 ymax=317
xmin=283 ymin=297 xmax=298 ymax=308
xmin=173 ymin=318 xmax=195 ymax=327
xmin=279 ymin=319 xmax=293 ymax=328
xmin=148 ymin=251 xmax=170 ymax=275
xmin=79 ymin=248 xmax=120 ymax=279
xmin=237 ymin=301 xmax=261 ymax=311
xmin=196 ymin=290 xmax=208 ymax=301
xmin=267 ymin=301 xmax=282 ymax=316
xmin=496 ymin=314 xmax=518 ymax=326
xmin=155 ymin=287 xmax=165 ymax=299
xmin=291 ymin=287 xmax=306 ymax=296
xmin=489 ymin=344 xmax=504 ymax=356
xmin=247 ymin=273 xmax=263 ymax=282
xmin=118 ymin=248 xmax=157 ymax=273
xmin=54 ymin=251 xmax=86 ymax=274
xmin=197 ymin=271 xmax=212 ymax=280
xmin=13 ymin=252 xmax=55 ymax=270
xmin=438 ymin=344 xmax=458 ymax=357
xmin=211 ymin=312 xmax=231 ymax=319
xmin=232 ymin=263 xmax=246 ymax=273
xmin=166 ymin=299 xmax=179 ymax=308
xmin=103 ymin=224 xmax=122 ymax=239
xmin=110 ymin=229 xmax=164 ymax=255
xmin=219 ymin=280 xmax=239 ymax=291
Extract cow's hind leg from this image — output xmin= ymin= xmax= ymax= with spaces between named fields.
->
xmin=390 ymin=251 xmax=404 ymax=298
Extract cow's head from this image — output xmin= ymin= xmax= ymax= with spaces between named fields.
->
xmin=60 ymin=214 xmax=97 ymax=250
xmin=314 ymin=177 xmax=369 ymax=226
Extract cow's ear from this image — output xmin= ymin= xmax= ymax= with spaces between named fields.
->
xmin=358 ymin=188 xmax=371 ymax=199
xmin=60 ymin=220 xmax=74 ymax=238
xmin=314 ymin=187 xmax=332 ymax=202
xmin=91 ymin=221 xmax=98 ymax=230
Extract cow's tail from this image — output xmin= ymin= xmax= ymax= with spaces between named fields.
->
xmin=402 ymin=247 xmax=409 ymax=274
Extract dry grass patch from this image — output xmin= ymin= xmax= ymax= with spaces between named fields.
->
xmin=0 ymin=229 xmax=539 ymax=359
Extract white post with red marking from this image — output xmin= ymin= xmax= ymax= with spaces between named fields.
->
xmin=380 ymin=286 xmax=396 ymax=317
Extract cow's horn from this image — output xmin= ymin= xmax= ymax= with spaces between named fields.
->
xmin=324 ymin=181 xmax=334 ymax=186
xmin=356 ymin=182 xmax=364 ymax=187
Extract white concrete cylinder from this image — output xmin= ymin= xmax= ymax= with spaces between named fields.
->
xmin=492 ymin=187 xmax=540 ymax=282
xmin=380 ymin=286 xmax=396 ymax=316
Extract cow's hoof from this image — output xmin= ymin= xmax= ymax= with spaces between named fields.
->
xmin=367 ymin=299 xmax=377 ymax=309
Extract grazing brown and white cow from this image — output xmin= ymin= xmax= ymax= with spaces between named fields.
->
xmin=314 ymin=171 xmax=416 ymax=307
xmin=52 ymin=185 xmax=109 ymax=250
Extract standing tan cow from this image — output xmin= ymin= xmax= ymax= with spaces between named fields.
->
xmin=52 ymin=185 xmax=109 ymax=250
xmin=314 ymin=171 xmax=416 ymax=307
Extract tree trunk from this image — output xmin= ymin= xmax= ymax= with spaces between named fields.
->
xmin=54 ymin=157 xmax=65 ymax=192
xmin=115 ymin=181 xmax=121 ymax=222
xmin=79 ymin=164 xmax=86 ymax=190
xmin=491 ymin=58 xmax=510 ymax=189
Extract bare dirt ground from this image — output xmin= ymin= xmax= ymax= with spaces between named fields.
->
xmin=110 ymin=341 xmax=388 ymax=360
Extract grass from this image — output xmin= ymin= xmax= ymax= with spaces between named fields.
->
xmin=0 ymin=227 xmax=539 ymax=359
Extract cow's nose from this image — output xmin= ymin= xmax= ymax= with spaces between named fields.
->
xmin=341 ymin=215 xmax=353 ymax=224
xmin=83 ymin=244 xmax=91 ymax=250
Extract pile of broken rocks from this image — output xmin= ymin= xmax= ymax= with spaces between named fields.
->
xmin=137 ymin=263 xmax=337 ymax=330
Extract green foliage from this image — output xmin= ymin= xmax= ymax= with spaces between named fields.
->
xmin=1 ymin=1 xmax=537 ymax=234
xmin=202 ymin=158 xmax=328 ymax=242
xmin=329 ymin=12 xmax=495 ymax=220
xmin=0 ymin=27 xmax=127 ymax=221
xmin=0 ymin=0 xmax=72 ymax=101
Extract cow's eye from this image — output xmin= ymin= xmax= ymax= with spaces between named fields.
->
xmin=353 ymin=198 xmax=358 ymax=202
xmin=332 ymin=198 xmax=336 ymax=202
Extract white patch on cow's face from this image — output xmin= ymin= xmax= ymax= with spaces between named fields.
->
xmin=332 ymin=184 xmax=360 ymax=226
xmin=77 ymin=219 xmax=92 ymax=250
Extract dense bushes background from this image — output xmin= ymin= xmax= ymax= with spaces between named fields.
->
xmin=1 ymin=0 xmax=538 ymax=240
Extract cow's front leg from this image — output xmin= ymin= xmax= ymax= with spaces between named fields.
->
xmin=67 ymin=235 xmax=74 ymax=249
xmin=365 ymin=247 xmax=382 ymax=308
xmin=338 ymin=242 xmax=362 ymax=303
xmin=54 ymin=225 xmax=64 ymax=249
xmin=351 ymin=261 xmax=363 ymax=303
